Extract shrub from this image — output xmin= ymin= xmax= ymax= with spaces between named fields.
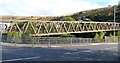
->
xmin=109 ymin=33 xmax=113 ymax=37
xmin=116 ymin=31 xmax=120 ymax=37
xmin=94 ymin=33 xmax=100 ymax=39
xmin=6 ymin=32 xmax=13 ymax=43
xmin=60 ymin=16 xmax=76 ymax=21
xmin=94 ymin=32 xmax=106 ymax=42
xmin=6 ymin=32 xmax=22 ymax=43
xmin=22 ymin=31 xmax=33 ymax=44
xmin=60 ymin=34 xmax=75 ymax=37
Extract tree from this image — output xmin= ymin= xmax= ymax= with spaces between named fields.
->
xmin=94 ymin=33 xmax=100 ymax=39
xmin=94 ymin=32 xmax=106 ymax=42
xmin=94 ymin=32 xmax=106 ymax=39
xmin=116 ymin=31 xmax=120 ymax=37
xmin=99 ymin=31 xmax=106 ymax=38
xmin=60 ymin=16 xmax=76 ymax=21
xmin=109 ymin=33 xmax=113 ymax=37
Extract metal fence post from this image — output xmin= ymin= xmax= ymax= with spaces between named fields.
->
xmin=55 ymin=38 xmax=58 ymax=44
xmin=104 ymin=36 xmax=107 ymax=43
xmin=80 ymin=38 xmax=81 ymax=44
xmin=118 ymin=37 xmax=119 ymax=42
xmin=48 ymin=38 xmax=50 ymax=46
xmin=87 ymin=38 xmax=88 ymax=44
xmin=0 ymin=31 xmax=2 ymax=44
xmin=89 ymin=38 xmax=91 ymax=45
xmin=104 ymin=38 xmax=106 ymax=43
xmin=15 ymin=41 xmax=16 ymax=46
xmin=14 ymin=36 xmax=16 ymax=46
xmin=71 ymin=38 xmax=72 ymax=45
xmin=32 ymin=37 xmax=34 ymax=46
xmin=61 ymin=38 xmax=63 ymax=45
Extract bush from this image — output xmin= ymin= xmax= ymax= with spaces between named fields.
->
xmin=116 ymin=31 xmax=120 ymax=37
xmin=6 ymin=32 xmax=22 ymax=43
xmin=94 ymin=32 xmax=106 ymax=39
xmin=60 ymin=34 xmax=75 ymax=37
xmin=60 ymin=16 xmax=76 ymax=21
xmin=94 ymin=33 xmax=100 ymax=39
xmin=22 ymin=31 xmax=33 ymax=44
xmin=94 ymin=32 xmax=106 ymax=42
xmin=109 ymin=33 xmax=113 ymax=37
xmin=6 ymin=32 xmax=13 ymax=43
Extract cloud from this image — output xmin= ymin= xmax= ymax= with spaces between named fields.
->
xmin=81 ymin=0 xmax=118 ymax=3
xmin=0 ymin=0 xmax=118 ymax=16
xmin=107 ymin=0 xmax=119 ymax=6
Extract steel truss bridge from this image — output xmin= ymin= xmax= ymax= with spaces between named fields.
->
xmin=0 ymin=20 xmax=120 ymax=36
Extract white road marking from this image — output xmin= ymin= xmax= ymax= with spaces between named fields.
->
xmin=2 ymin=56 xmax=41 ymax=62
xmin=64 ymin=52 xmax=71 ymax=54
xmin=64 ymin=51 xmax=92 ymax=55
xmin=102 ymin=47 xmax=117 ymax=50
xmin=64 ymin=52 xmax=80 ymax=55
xmin=64 ymin=50 xmax=92 ymax=55
xmin=64 ymin=47 xmax=117 ymax=55
xmin=82 ymin=50 xmax=91 ymax=52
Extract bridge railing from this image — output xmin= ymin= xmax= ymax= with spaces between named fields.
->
xmin=1 ymin=36 xmax=119 ymax=46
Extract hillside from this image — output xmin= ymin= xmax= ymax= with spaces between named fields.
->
xmin=1 ymin=5 xmax=120 ymax=22
xmin=69 ymin=5 xmax=120 ymax=22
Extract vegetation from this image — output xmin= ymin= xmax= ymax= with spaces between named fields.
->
xmin=93 ymin=32 xmax=106 ymax=42
xmin=60 ymin=16 xmax=76 ymax=21
xmin=108 ymin=31 xmax=120 ymax=37
xmin=94 ymin=33 xmax=100 ymax=39
xmin=109 ymin=33 xmax=113 ymax=37
xmin=116 ymin=31 xmax=120 ymax=37
xmin=94 ymin=32 xmax=106 ymax=39
xmin=5 ymin=31 xmax=35 ymax=44
xmin=6 ymin=32 xmax=22 ymax=43
xmin=59 ymin=34 xmax=75 ymax=37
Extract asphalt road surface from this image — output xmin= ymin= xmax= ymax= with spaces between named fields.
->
xmin=1 ymin=43 xmax=120 ymax=62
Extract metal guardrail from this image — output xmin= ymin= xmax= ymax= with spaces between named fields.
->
xmin=1 ymin=36 xmax=120 ymax=46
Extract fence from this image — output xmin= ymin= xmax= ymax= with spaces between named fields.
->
xmin=105 ymin=36 xmax=120 ymax=42
xmin=1 ymin=36 xmax=119 ymax=46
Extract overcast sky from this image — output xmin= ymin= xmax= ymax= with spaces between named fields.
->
xmin=0 ymin=0 xmax=119 ymax=16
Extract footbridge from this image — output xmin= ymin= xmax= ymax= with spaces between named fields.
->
xmin=0 ymin=20 xmax=120 ymax=36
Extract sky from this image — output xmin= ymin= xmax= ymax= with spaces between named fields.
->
xmin=0 ymin=0 xmax=119 ymax=16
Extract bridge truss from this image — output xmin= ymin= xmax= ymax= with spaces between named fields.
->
xmin=0 ymin=20 xmax=120 ymax=36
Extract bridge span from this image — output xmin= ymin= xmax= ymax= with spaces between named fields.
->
xmin=0 ymin=20 xmax=120 ymax=36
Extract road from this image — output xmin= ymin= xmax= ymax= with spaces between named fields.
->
xmin=1 ymin=43 xmax=120 ymax=62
